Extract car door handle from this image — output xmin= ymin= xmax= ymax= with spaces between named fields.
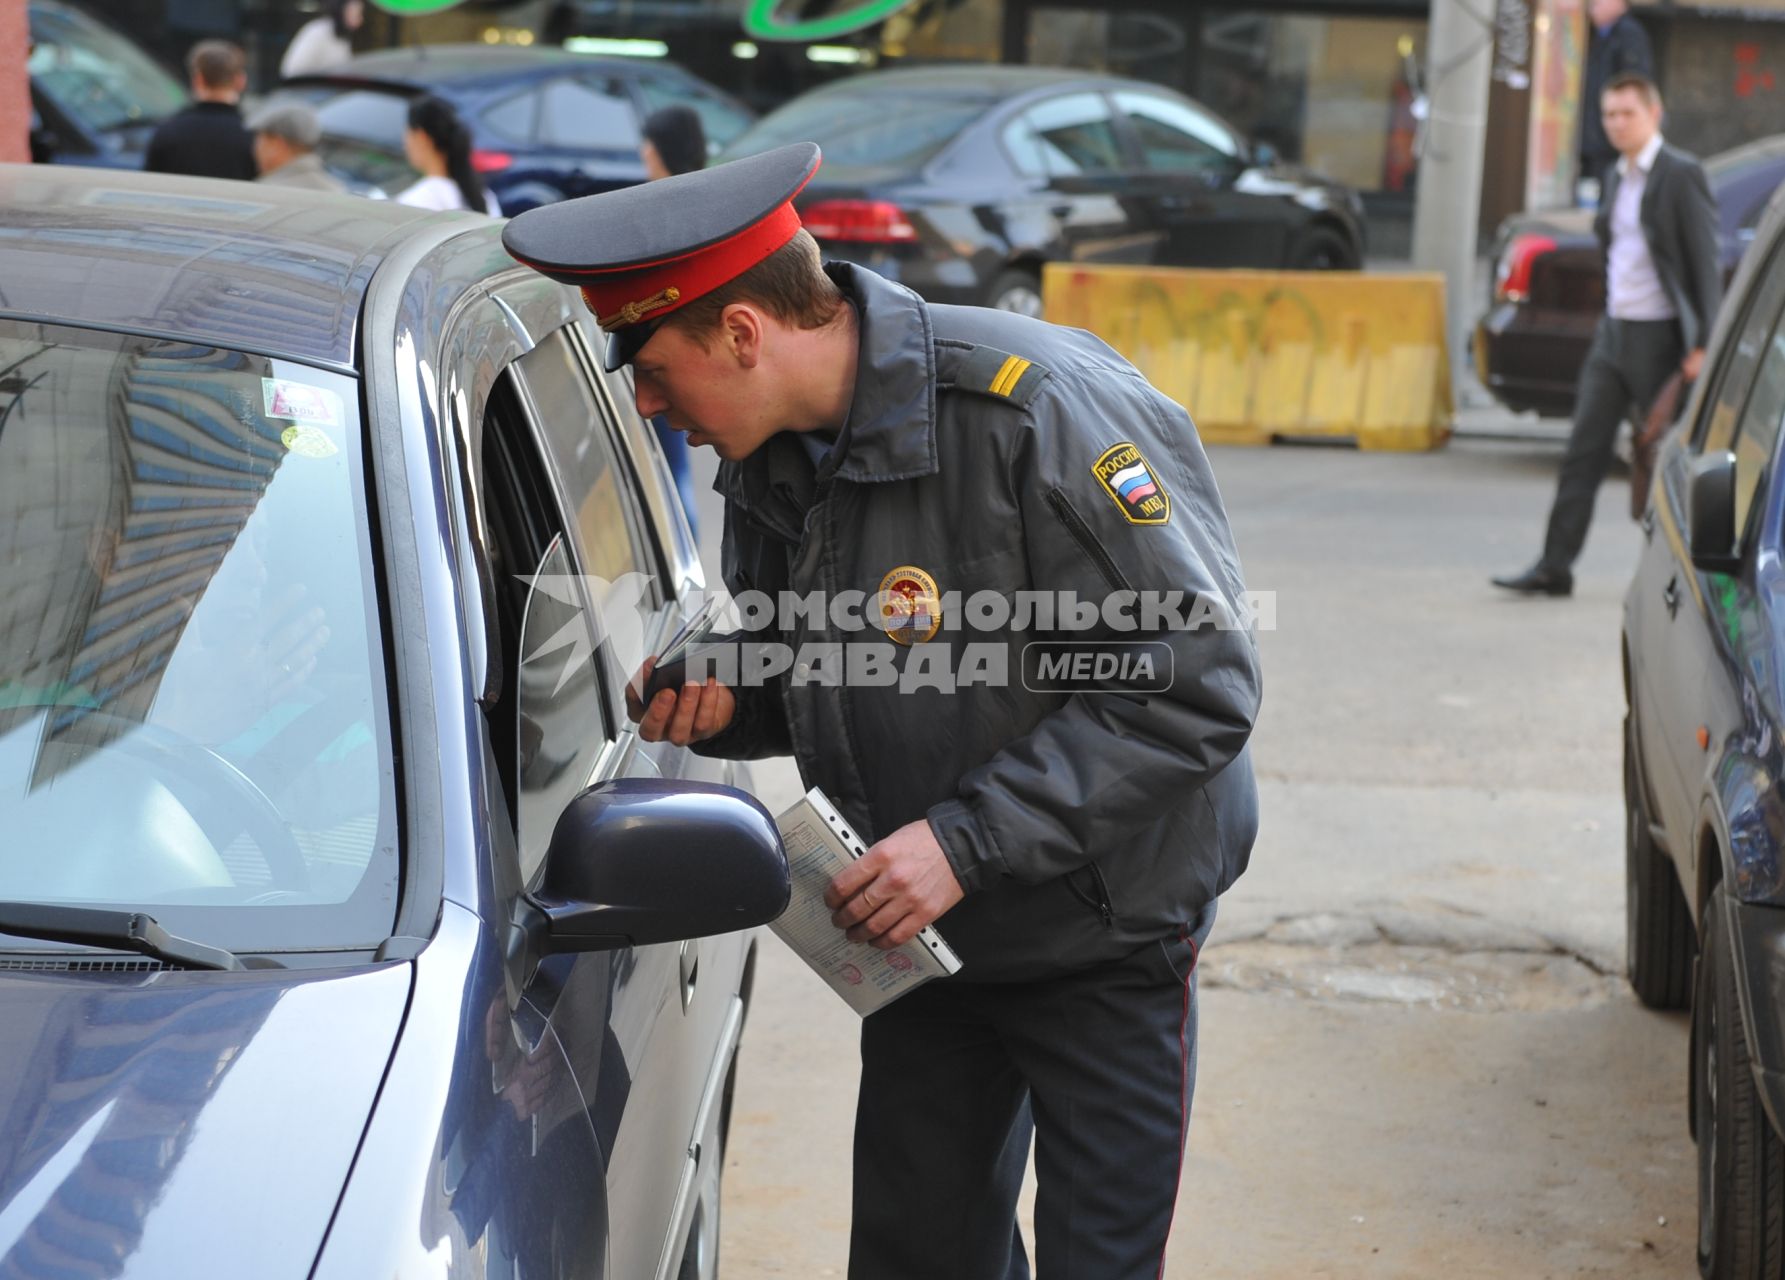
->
xmin=1640 ymin=507 xmax=1656 ymax=540
xmin=1662 ymin=576 xmax=1680 ymax=618
xmin=678 ymin=938 xmax=699 ymax=1010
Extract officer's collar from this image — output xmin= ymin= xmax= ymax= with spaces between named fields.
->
xmin=819 ymin=262 xmax=940 ymax=484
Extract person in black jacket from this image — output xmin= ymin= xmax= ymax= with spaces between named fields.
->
xmin=1496 ymin=73 xmax=1721 ymax=597
xmin=145 ymin=41 xmax=256 ymax=182
xmin=1579 ymin=0 xmax=1654 ymax=191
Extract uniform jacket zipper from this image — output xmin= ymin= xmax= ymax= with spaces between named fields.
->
xmin=1066 ymin=861 xmax=1115 ymax=929
xmin=1045 ymin=488 xmax=1131 ymax=594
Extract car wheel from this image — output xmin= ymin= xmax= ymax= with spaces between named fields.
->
xmin=1287 ymin=227 xmax=1358 ymax=271
xmin=987 ymin=268 xmax=1044 ymax=318
xmin=1696 ymin=886 xmax=1785 ymax=1279
xmin=1626 ymin=713 xmax=1695 ymax=1009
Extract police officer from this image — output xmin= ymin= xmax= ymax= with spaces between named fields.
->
xmin=502 ymin=143 xmax=1261 ymax=1280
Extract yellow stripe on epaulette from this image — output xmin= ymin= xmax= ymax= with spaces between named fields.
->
xmin=951 ymin=344 xmax=1051 ymax=408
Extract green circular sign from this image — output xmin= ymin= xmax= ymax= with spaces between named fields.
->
xmin=743 ymin=0 xmax=918 ymax=42
xmin=370 ymin=0 xmax=468 ymax=14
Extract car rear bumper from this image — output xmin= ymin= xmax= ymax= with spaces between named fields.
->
xmin=1473 ymin=301 xmax=1596 ymax=419
xmin=811 ymin=241 xmax=988 ymax=307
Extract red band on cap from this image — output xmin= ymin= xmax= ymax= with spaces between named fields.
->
xmin=571 ymin=201 xmax=804 ymax=330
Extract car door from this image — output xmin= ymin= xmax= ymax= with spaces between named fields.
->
xmin=1642 ymin=243 xmax=1785 ymax=858
xmin=503 ymin=326 xmax=734 ymax=1280
xmin=997 ymin=90 xmax=1158 ymax=267
xmin=1108 ymin=89 xmax=1288 ymax=268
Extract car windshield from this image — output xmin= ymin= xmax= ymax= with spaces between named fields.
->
xmin=28 ymin=3 xmax=186 ymax=134
xmin=725 ymin=91 xmax=985 ymax=169
xmin=0 ymin=322 xmax=399 ymax=955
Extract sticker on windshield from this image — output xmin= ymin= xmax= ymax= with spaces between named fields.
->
xmin=281 ymin=425 xmax=338 ymax=458
xmin=263 ymin=378 xmax=342 ymax=428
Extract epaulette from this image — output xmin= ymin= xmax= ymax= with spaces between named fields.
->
xmin=948 ymin=344 xmax=1051 ymax=409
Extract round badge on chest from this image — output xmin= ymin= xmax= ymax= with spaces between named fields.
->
xmin=876 ymin=565 xmax=942 ymax=645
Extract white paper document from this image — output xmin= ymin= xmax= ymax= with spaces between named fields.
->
xmin=771 ymin=787 xmax=963 ymax=1016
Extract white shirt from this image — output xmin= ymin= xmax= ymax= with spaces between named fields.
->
xmin=280 ymin=18 xmax=354 ymax=79
xmin=1607 ymin=133 xmax=1677 ymax=322
xmin=395 ymin=175 xmax=502 ymax=217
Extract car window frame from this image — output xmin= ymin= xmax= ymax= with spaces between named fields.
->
xmin=534 ymin=73 xmax=641 ymax=151
xmin=997 ymin=88 xmax=1129 ymax=181
xmin=1692 ymin=234 xmax=1785 ymax=455
xmin=1108 ymin=88 xmax=1244 ymax=178
xmin=1725 ymin=284 xmax=1785 ymax=544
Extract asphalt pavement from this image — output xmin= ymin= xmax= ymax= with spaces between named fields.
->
xmin=691 ymin=411 xmax=1693 ymax=1278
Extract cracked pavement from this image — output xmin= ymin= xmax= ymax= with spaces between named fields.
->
xmin=705 ymin=434 xmax=1695 ymax=1277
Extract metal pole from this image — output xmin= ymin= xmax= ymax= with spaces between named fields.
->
xmin=1411 ymin=0 xmax=1496 ymax=402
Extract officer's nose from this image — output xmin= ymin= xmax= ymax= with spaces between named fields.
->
xmin=634 ymin=381 xmax=669 ymax=421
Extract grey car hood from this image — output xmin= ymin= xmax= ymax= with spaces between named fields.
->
xmin=0 ymin=958 xmax=411 ymax=1278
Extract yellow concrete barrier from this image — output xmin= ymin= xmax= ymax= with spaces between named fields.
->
xmin=1041 ymin=263 xmax=1453 ymax=451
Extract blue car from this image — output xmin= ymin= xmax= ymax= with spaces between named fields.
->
xmin=0 ymin=163 xmax=788 ymax=1279
xmin=27 ymin=0 xmax=188 ymax=169
xmin=282 ymin=45 xmax=756 ymax=215
xmin=1623 ymin=181 xmax=1785 ymax=1272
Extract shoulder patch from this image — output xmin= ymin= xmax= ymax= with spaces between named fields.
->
xmin=1092 ymin=442 xmax=1171 ymax=525
xmin=950 ymin=344 xmax=1051 ymax=408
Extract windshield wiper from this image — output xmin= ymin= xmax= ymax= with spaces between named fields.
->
xmin=0 ymin=902 xmax=247 ymax=971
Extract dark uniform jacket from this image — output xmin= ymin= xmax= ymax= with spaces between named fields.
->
xmin=1594 ymin=143 xmax=1724 ymax=354
xmin=695 ymin=264 xmax=1261 ymax=980
xmin=144 ymin=102 xmax=256 ymax=182
xmin=1580 ymin=13 xmax=1654 ymax=176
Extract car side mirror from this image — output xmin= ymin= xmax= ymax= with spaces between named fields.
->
xmin=528 ymin=777 xmax=790 ymax=952
xmin=1688 ymin=450 xmax=1743 ymax=575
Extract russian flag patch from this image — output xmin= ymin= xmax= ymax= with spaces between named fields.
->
xmin=1091 ymin=442 xmax=1171 ymax=525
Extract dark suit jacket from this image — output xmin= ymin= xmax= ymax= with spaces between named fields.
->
xmin=1594 ymin=143 xmax=1723 ymax=354
xmin=144 ymin=102 xmax=256 ymax=182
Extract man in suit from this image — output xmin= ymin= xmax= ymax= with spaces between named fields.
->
xmin=1494 ymin=72 xmax=1721 ymax=598
xmin=1579 ymin=0 xmax=1654 ymax=192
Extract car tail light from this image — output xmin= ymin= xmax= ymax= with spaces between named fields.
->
xmin=471 ymin=149 xmax=513 ymax=174
xmin=800 ymin=199 xmax=919 ymax=244
xmin=1494 ymin=233 xmax=1556 ymax=303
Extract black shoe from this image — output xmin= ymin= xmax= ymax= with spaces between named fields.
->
xmin=1490 ymin=565 xmax=1574 ymax=597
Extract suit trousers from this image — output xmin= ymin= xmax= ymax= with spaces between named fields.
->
xmin=847 ymin=902 xmax=1215 ymax=1280
xmin=1541 ymin=317 xmax=1683 ymax=573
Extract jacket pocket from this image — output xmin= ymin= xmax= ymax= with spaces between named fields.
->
xmin=1065 ymin=861 xmax=1115 ymax=929
xmin=1045 ymin=488 xmax=1132 ymax=594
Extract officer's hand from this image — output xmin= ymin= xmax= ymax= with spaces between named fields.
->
xmin=1683 ymin=348 xmax=1706 ymax=381
xmin=825 ymin=819 xmax=965 ymax=949
xmin=627 ymin=656 xmax=736 ymax=746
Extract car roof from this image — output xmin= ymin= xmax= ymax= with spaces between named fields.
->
xmin=286 ymin=44 xmax=644 ymax=91
xmin=793 ymin=64 xmax=1136 ymax=100
xmin=0 ymin=164 xmax=463 ymax=370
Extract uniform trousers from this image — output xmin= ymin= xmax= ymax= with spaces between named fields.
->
xmin=1540 ymin=316 xmax=1683 ymax=574
xmin=848 ymin=903 xmax=1215 ymax=1280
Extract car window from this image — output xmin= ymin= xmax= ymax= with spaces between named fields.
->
xmin=635 ymin=74 xmax=753 ymax=155
xmin=725 ymin=92 xmax=984 ymax=169
xmin=477 ymin=374 xmax=612 ymax=889
xmin=481 ymin=89 xmax=538 ymax=145
xmin=27 ymin=4 xmax=186 ymax=134
xmin=1731 ymin=305 xmax=1785 ymax=539
xmin=1002 ymin=92 xmax=1124 ymax=178
xmin=538 ymin=76 xmax=639 ymax=149
xmin=307 ymin=87 xmax=412 ymax=150
xmin=1698 ymin=245 xmax=1785 ymax=454
xmin=514 ymin=331 xmax=666 ymax=710
xmin=1112 ymin=91 xmax=1241 ymax=175
xmin=0 ymin=322 xmax=398 ymax=953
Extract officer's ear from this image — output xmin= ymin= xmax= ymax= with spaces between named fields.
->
xmin=718 ymin=303 xmax=765 ymax=370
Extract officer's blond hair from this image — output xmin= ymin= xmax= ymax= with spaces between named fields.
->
xmin=665 ymin=230 xmax=846 ymax=344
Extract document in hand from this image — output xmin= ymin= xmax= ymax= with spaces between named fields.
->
xmin=772 ymin=788 xmax=963 ymax=1015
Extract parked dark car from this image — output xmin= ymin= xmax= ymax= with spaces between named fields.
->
xmin=27 ymin=0 xmax=187 ymax=169
xmin=0 ymin=163 xmax=789 ymax=1280
xmin=1475 ymin=134 xmax=1785 ymax=418
xmin=280 ymin=45 xmax=755 ymax=215
xmin=1622 ymin=181 xmax=1785 ymax=1275
xmin=720 ymin=66 xmax=1368 ymax=316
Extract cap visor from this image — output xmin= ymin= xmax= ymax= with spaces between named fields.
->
xmin=604 ymin=323 xmax=657 ymax=372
